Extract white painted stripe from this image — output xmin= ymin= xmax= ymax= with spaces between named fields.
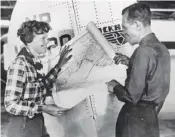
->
xmin=151 ymin=9 xmax=175 ymax=12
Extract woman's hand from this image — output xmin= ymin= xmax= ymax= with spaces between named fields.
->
xmin=42 ymin=104 xmax=69 ymax=117
xmin=56 ymin=45 xmax=72 ymax=68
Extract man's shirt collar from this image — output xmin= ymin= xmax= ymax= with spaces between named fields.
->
xmin=139 ymin=33 xmax=158 ymax=46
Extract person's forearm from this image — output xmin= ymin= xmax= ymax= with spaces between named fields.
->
xmin=4 ymin=100 xmax=39 ymax=118
xmin=113 ymin=84 xmax=133 ymax=103
xmin=42 ymin=67 xmax=61 ymax=89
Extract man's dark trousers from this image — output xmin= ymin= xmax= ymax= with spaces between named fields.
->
xmin=115 ymin=101 xmax=159 ymax=137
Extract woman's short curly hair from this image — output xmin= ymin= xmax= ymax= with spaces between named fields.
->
xmin=17 ymin=20 xmax=51 ymax=45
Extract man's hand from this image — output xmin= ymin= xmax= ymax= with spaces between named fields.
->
xmin=42 ymin=104 xmax=69 ymax=117
xmin=56 ymin=45 xmax=72 ymax=68
xmin=105 ymin=79 xmax=119 ymax=93
xmin=155 ymin=102 xmax=164 ymax=115
xmin=113 ymin=53 xmax=129 ymax=66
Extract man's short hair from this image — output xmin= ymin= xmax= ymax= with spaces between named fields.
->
xmin=122 ymin=3 xmax=151 ymax=26
xmin=17 ymin=20 xmax=51 ymax=45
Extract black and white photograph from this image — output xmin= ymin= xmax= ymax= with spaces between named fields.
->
xmin=1 ymin=0 xmax=175 ymax=137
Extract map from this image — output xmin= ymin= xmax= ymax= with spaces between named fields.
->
xmin=43 ymin=25 xmax=131 ymax=137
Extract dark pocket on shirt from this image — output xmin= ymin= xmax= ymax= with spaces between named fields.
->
xmin=126 ymin=114 xmax=148 ymax=137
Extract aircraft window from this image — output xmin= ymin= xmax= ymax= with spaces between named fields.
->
xmin=137 ymin=1 xmax=175 ymax=20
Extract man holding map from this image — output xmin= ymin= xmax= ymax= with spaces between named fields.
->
xmin=106 ymin=3 xmax=170 ymax=137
